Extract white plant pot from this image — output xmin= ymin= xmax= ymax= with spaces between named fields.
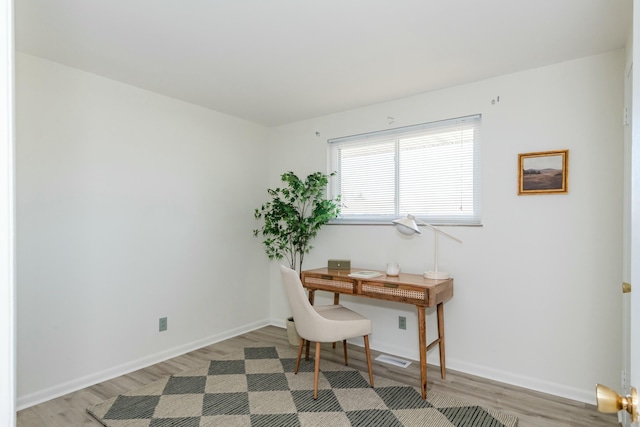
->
xmin=286 ymin=317 xmax=301 ymax=346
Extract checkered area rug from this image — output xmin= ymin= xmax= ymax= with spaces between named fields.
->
xmin=87 ymin=345 xmax=518 ymax=426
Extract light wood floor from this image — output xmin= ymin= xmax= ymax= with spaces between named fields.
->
xmin=17 ymin=325 xmax=617 ymax=426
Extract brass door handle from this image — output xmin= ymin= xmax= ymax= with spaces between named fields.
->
xmin=623 ymin=282 xmax=632 ymax=294
xmin=596 ymin=384 xmax=638 ymax=422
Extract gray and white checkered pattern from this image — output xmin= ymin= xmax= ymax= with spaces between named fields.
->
xmin=88 ymin=346 xmax=518 ymax=426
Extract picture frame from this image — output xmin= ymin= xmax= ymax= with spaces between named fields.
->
xmin=518 ymin=150 xmax=568 ymax=195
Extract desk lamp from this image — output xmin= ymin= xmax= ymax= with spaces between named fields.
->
xmin=392 ymin=214 xmax=462 ymax=279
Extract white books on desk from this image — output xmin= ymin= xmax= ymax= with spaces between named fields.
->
xmin=348 ymin=271 xmax=383 ymax=279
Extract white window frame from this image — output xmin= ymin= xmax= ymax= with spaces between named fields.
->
xmin=328 ymin=114 xmax=481 ymax=226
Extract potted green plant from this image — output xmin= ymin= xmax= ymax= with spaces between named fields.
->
xmin=254 ymin=171 xmax=340 ymax=344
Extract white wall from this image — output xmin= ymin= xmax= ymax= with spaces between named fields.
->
xmin=15 ymin=53 xmax=270 ymax=408
xmin=268 ymin=50 xmax=625 ymax=403
xmin=15 ymin=48 xmax=625 ymax=408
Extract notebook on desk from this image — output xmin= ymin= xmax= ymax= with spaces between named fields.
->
xmin=348 ymin=271 xmax=383 ymax=279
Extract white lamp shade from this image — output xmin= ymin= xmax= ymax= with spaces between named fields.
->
xmin=392 ymin=214 xmax=421 ymax=235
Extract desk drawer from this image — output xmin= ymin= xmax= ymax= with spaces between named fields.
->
xmin=361 ymin=280 xmax=426 ymax=304
xmin=304 ymin=275 xmax=356 ymax=294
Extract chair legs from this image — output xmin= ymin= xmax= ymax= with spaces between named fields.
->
xmin=345 ymin=337 xmax=373 ymax=388
xmin=364 ymin=335 xmax=374 ymax=387
xmin=296 ymin=339 xmax=322 ymax=399
xmin=313 ymin=341 xmax=321 ymax=399
xmin=296 ymin=337 xmax=374 ymax=399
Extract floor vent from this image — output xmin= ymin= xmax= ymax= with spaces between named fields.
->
xmin=375 ymin=354 xmax=411 ymax=368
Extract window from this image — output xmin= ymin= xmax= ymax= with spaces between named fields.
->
xmin=328 ymin=114 xmax=481 ymax=225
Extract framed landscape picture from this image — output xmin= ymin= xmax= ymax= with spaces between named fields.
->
xmin=518 ymin=150 xmax=568 ymax=195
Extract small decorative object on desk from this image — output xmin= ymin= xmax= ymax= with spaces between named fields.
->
xmin=386 ymin=263 xmax=400 ymax=276
xmin=328 ymin=259 xmax=351 ymax=270
xmin=348 ymin=271 xmax=383 ymax=279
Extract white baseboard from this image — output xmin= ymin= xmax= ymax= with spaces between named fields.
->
xmin=16 ymin=319 xmax=270 ymax=411
xmin=446 ymin=357 xmax=596 ymax=405
xmin=271 ymin=321 xmax=595 ymax=405
xmin=363 ymin=339 xmax=595 ymax=404
xmin=270 ymin=317 xmax=287 ymax=329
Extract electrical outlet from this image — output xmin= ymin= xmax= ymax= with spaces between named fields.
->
xmin=159 ymin=317 xmax=168 ymax=332
xmin=398 ymin=316 xmax=406 ymax=330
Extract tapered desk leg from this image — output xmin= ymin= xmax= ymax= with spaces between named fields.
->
xmin=333 ymin=293 xmax=340 ymax=348
xmin=437 ymin=302 xmax=446 ymax=379
xmin=417 ymin=306 xmax=427 ymax=399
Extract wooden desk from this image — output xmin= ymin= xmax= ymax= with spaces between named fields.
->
xmin=301 ymin=267 xmax=453 ymax=399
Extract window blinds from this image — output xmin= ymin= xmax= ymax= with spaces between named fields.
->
xmin=328 ymin=114 xmax=481 ymax=225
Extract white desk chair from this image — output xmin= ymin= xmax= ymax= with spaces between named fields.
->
xmin=279 ymin=265 xmax=374 ymax=399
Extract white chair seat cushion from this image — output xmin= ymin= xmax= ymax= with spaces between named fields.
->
xmin=298 ymin=304 xmax=372 ymax=343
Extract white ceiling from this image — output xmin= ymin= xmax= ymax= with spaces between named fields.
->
xmin=16 ymin=1 xmax=632 ymax=127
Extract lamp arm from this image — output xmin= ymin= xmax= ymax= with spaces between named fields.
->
xmin=414 ymin=219 xmax=462 ymax=243
xmin=434 ymin=228 xmax=462 ymax=243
